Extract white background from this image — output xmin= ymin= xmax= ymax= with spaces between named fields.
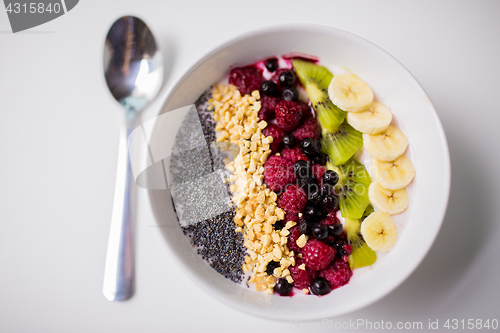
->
xmin=1 ymin=0 xmax=499 ymax=332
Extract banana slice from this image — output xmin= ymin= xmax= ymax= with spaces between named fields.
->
xmin=363 ymin=125 xmax=408 ymax=161
xmin=328 ymin=74 xmax=374 ymax=112
xmin=371 ymin=155 xmax=415 ymax=190
xmin=361 ymin=212 xmax=398 ymax=252
xmin=369 ymin=181 xmax=409 ymax=214
xmin=346 ymin=101 xmax=392 ymax=134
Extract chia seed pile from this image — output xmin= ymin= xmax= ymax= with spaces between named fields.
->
xmin=172 ymin=88 xmax=246 ymax=283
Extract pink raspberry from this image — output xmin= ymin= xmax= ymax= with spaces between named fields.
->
xmin=258 ymin=95 xmax=280 ymax=121
xmin=275 ymin=100 xmax=303 ymax=131
xmin=262 ymin=124 xmax=284 ymax=153
xmin=263 ymin=155 xmax=295 ymax=194
xmin=289 ymin=260 xmax=313 ymax=289
xmin=291 ymin=115 xmax=320 ymax=140
xmin=278 ymin=185 xmax=307 ymax=216
xmin=320 ymin=260 xmax=353 ymax=289
xmin=280 ymin=146 xmax=309 ymax=163
xmin=302 ymin=239 xmax=336 ymax=271
xmin=229 ymin=66 xmax=263 ymax=96
xmin=284 ymin=213 xmax=299 ymax=223
xmin=312 ymin=164 xmax=326 ymax=185
xmin=287 ymin=226 xmax=302 ymax=254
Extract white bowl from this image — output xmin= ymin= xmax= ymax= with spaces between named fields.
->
xmin=148 ymin=24 xmax=450 ymax=320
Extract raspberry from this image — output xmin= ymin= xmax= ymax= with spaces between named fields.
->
xmin=320 ymin=260 xmax=352 ymax=289
xmin=287 ymin=226 xmax=302 ymax=254
xmin=320 ymin=217 xmax=339 ymax=225
xmin=284 ymin=213 xmax=299 ymax=223
xmin=302 ymin=239 xmax=336 ymax=271
xmin=258 ymin=95 xmax=280 ymax=121
xmin=312 ymin=164 xmax=326 ymax=185
xmin=291 ymin=115 xmax=320 ymax=140
xmin=278 ymin=185 xmax=307 ymax=215
xmin=280 ymin=146 xmax=309 ymax=163
xmin=262 ymin=124 xmax=284 ymax=153
xmin=289 ymin=261 xmax=313 ymax=289
xmin=263 ymin=155 xmax=295 ymax=194
xmin=275 ymin=100 xmax=303 ymax=131
xmin=229 ymin=66 xmax=263 ymax=96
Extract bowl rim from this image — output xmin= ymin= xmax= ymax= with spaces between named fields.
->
xmin=148 ymin=23 xmax=451 ymax=320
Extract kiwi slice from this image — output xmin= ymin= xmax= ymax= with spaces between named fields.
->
xmin=291 ymin=59 xmax=345 ymax=132
xmin=322 ymin=121 xmax=363 ymax=166
xmin=327 ymin=159 xmax=371 ymax=220
xmin=345 ymin=211 xmax=377 ymax=270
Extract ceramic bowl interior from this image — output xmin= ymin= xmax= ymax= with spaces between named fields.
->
xmin=148 ymin=24 xmax=450 ymax=321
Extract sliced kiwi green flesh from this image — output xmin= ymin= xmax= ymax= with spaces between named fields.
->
xmin=322 ymin=121 xmax=363 ymax=166
xmin=291 ymin=59 xmax=345 ymax=132
xmin=345 ymin=205 xmax=377 ymax=269
xmin=327 ymin=159 xmax=371 ymax=220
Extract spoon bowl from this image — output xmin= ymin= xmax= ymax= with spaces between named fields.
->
xmin=103 ymin=16 xmax=163 ymax=301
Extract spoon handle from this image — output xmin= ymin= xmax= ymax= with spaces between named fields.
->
xmin=103 ymin=122 xmax=135 ymax=301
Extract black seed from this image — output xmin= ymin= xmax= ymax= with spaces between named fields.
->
xmin=282 ymin=134 xmax=297 ymax=148
xmin=310 ymin=277 xmax=331 ymax=295
xmin=275 ymin=278 xmax=293 ymax=296
xmin=265 ymin=58 xmax=279 ymax=72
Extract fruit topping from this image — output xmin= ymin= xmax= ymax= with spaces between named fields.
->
xmin=278 ymin=184 xmax=307 ymax=215
xmin=265 ymin=58 xmax=279 ymax=72
xmin=289 ymin=262 xmax=313 ymax=289
xmin=328 ymin=73 xmax=373 ymax=112
xmin=282 ymin=87 xmax=299 ymax=101
xmin=303 ymin=204 xmax=323 ymax=222
xmin=281 ymin=146 xmax=309 ymax=163
xmin=228 ymin=66 xmax=263 ymax=96
xmin=345 ymin=209 xmax=377 ymax=269
xmin=262 ymin=124 xmax=284 ymax=153
xmin=293 ymin=160 xmax=311 ymax=179
xmin=368 ymin=181 xmax=409 ymax=215
xmin=328 ymin=223 xmax=343 ymax=237
xmin=322 ymin=122 xmax=363 ymax=166
xmin=370 ymin=155 xmax=415 ymax=190
xmin=311 ymin=223 xmax=329 ymax=240
xmin=346 ymin=101 xmax=392 ymax=134
xmin=320 ymin=260 xmax=352 ymax=290
xmin=298 ymin=218 xmax=312 ymax=235
xmin=302 ymin=239 xmax=336 ymax=271
xmin=274 ymin=278 xmax=293 ymax=296
xmin=291 ymin=115 xmax=321 ymax=141
xmin=287 ymin=226 xmax=302 ymax=254
xmin=322 ymin=170 xmax=339 ymax=186
xmin=309 ymin=277 xmax=331 ymax=295
xmin=279 ymin=70 xmax=296 ymax=88
xmin=263 ymin=155 xmax=296 ymax=193
xmin=275 ymin=100 xmax=303 ymax=131
xmin=282 ymin=134 xmax=297 ymax=148
xmin=360 ymin=211 xmax=398 ymax=252
xmin=292 ymin=59 xmax=345 ymax=132
xmin=266 ymin=260 xmax=281 ymax=275
xmin=260 ymin=80 xmax=278 ymax=96
xmin=363 ymin=125 xmax=408 ymax=162
xmin=258 ymin=95 xmax=280 ymax=121
xmin=300 ymin=138 xmax=322 ymax=157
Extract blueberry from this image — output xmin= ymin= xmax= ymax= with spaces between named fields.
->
xmin=312 ymin=152 xmax=327 ymax=165
xmin=297 ymin=177 xmax=314 ymax=191
xmin=274 ymin=278 xmax=293 ymax=296
xmin=310 ymin=277 xmax=331 ymax=295
xmin=328 ymin=223 xmax=343 ymax=237
xmin=321 ymin=184 xmax=335 ymax=197
xmin=260 ymin=80 xmax=277 ymax=96
xmin=265 ymin=260 xmax=280 ymax=275
xmin=308 ymin=188 xmax=323 ymax=206
xmin=304 ymin=205 xmax=323 ymax=222
xmin=300 ymin=138 xmax=322 ymax=157
xmin=322 ymin=195 xmax=339 ymax=209
xmin=332 ymin=238 xmax=346 ymax=253
xmin=273 ymin=220 xmax=285 ymax=231
xmin=282 ymin=134 xmax=297 ymax=148
xmin=279 ymin=70 xmax=296 ymax=88
xmin=298 ymin=219 xmax=312 ymax=235
xmin=294 ymin=160 xmax=310 ymax=179
xmin=311 ymin=223 xmax=329 ymax=240
xmin=323 ymin=170 xmax=339 ymax=186
xmin=265 ymin=58 xmax=279 ymax=72
xmin=282 ymin=87 xmax=299 ymax=101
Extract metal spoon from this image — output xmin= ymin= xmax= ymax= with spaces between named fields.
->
xmin=102 ymin=16 xmax=163 ymax=301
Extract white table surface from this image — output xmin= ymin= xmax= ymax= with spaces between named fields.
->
xmin=1 ymin=0 xmax=499 ymax=332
